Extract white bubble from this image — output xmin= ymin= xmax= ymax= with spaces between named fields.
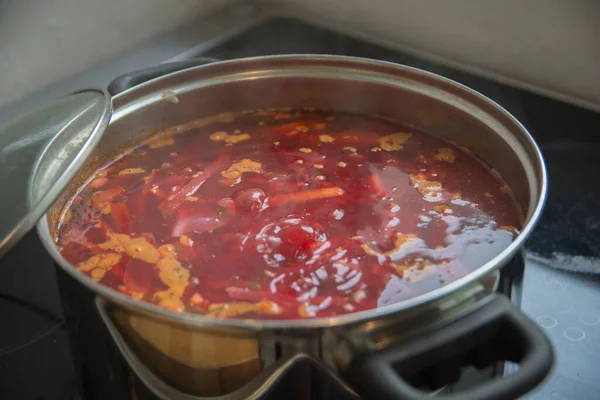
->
xmin=536 ymin=315 xmax=558 ymax=329
xmin=579 ymin=313 xmax=600 ymax=326
xmin=552 ymin=303 xmax=573 ymax=314
xmin=563 ymin=327 xmax=585 ymax=341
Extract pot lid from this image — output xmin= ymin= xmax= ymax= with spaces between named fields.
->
xmin=0 ymin=89 xmax=111 ymax=259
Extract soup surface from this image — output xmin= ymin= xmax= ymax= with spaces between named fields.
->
xmin=56 ymin=109 xmax=520 ymax=319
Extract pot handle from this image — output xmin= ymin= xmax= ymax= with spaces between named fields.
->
xmin=107 ymin=57 xmax=219 ymax=96
xmin=344 ymin=294 xmax=554 ymax=400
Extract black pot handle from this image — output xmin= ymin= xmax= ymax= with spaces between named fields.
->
xmin=107 ymin=57 xmax=219 ymax=96
xmin=345 ymin=294 xmax=554 ymax=400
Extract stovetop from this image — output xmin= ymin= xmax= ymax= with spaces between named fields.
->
xmin=1 ymin=15 xmax=600 ymax=400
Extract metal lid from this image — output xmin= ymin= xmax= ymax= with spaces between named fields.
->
xmin=0 ymin=89 xmax=111 ymax=258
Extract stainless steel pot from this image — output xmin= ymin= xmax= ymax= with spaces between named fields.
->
xmin=34 ymin=55 xmax=552 ymax=400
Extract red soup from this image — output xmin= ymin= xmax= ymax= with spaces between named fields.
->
xmin=55 ymin=109 xmax=520 ymax=319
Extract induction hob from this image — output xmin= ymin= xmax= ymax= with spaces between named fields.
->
xmin=1 ymin=14 xmax=599 ymax=400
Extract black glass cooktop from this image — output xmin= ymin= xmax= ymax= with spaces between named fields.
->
xmin=1 ymin=16 xmax=600 ymax=400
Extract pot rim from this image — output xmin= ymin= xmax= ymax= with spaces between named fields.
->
xmin=37 ymin=54 xmax=547 ymax=332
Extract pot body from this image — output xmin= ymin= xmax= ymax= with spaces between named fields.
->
xmin=55 ymin=253 xmax=524 ymax=399
xmin=36 ymin=55 xmax=548 ymax=399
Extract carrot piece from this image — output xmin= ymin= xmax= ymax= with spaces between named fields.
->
xmin=171 ymin=215 xmax=225 ymax=237
xmin=89 ymin=177 xmax=108 ymax=189
xmin=257 ymin=300 xmax=283 ymax=315
xmin=161 ymin=152 xmax=231 ymax=214
xmin=334 ymin=131 xmax=380 ymax=146
xmin=109 ymin=202 xmax=130 ymax=233
xmin=269 ymin=187 xmax=344 ymax=206
xmin=91 ymin=186 xmax=125 ymax=204
xmin=189 ymin=293 xmax=205 ymax=306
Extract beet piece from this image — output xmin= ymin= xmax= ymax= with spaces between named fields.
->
xmin=124 ymin=259 xmax=155 ymax=294
xmin=232 ymin=188 xmax=267 ymax=214
xmin=109 ymin=202 xmax=130 ymax=233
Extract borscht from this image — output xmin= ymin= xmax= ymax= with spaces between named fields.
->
xmin=55 ymin=109 xmax=520 ymax=319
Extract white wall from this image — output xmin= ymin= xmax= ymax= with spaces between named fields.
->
xmin=275 ymin=0 xmax=600 ymax=110
xmin=0 ymin=0 xmax=234 ymax=109
xmin=1 ymin=0 xmax=598 ymax=111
